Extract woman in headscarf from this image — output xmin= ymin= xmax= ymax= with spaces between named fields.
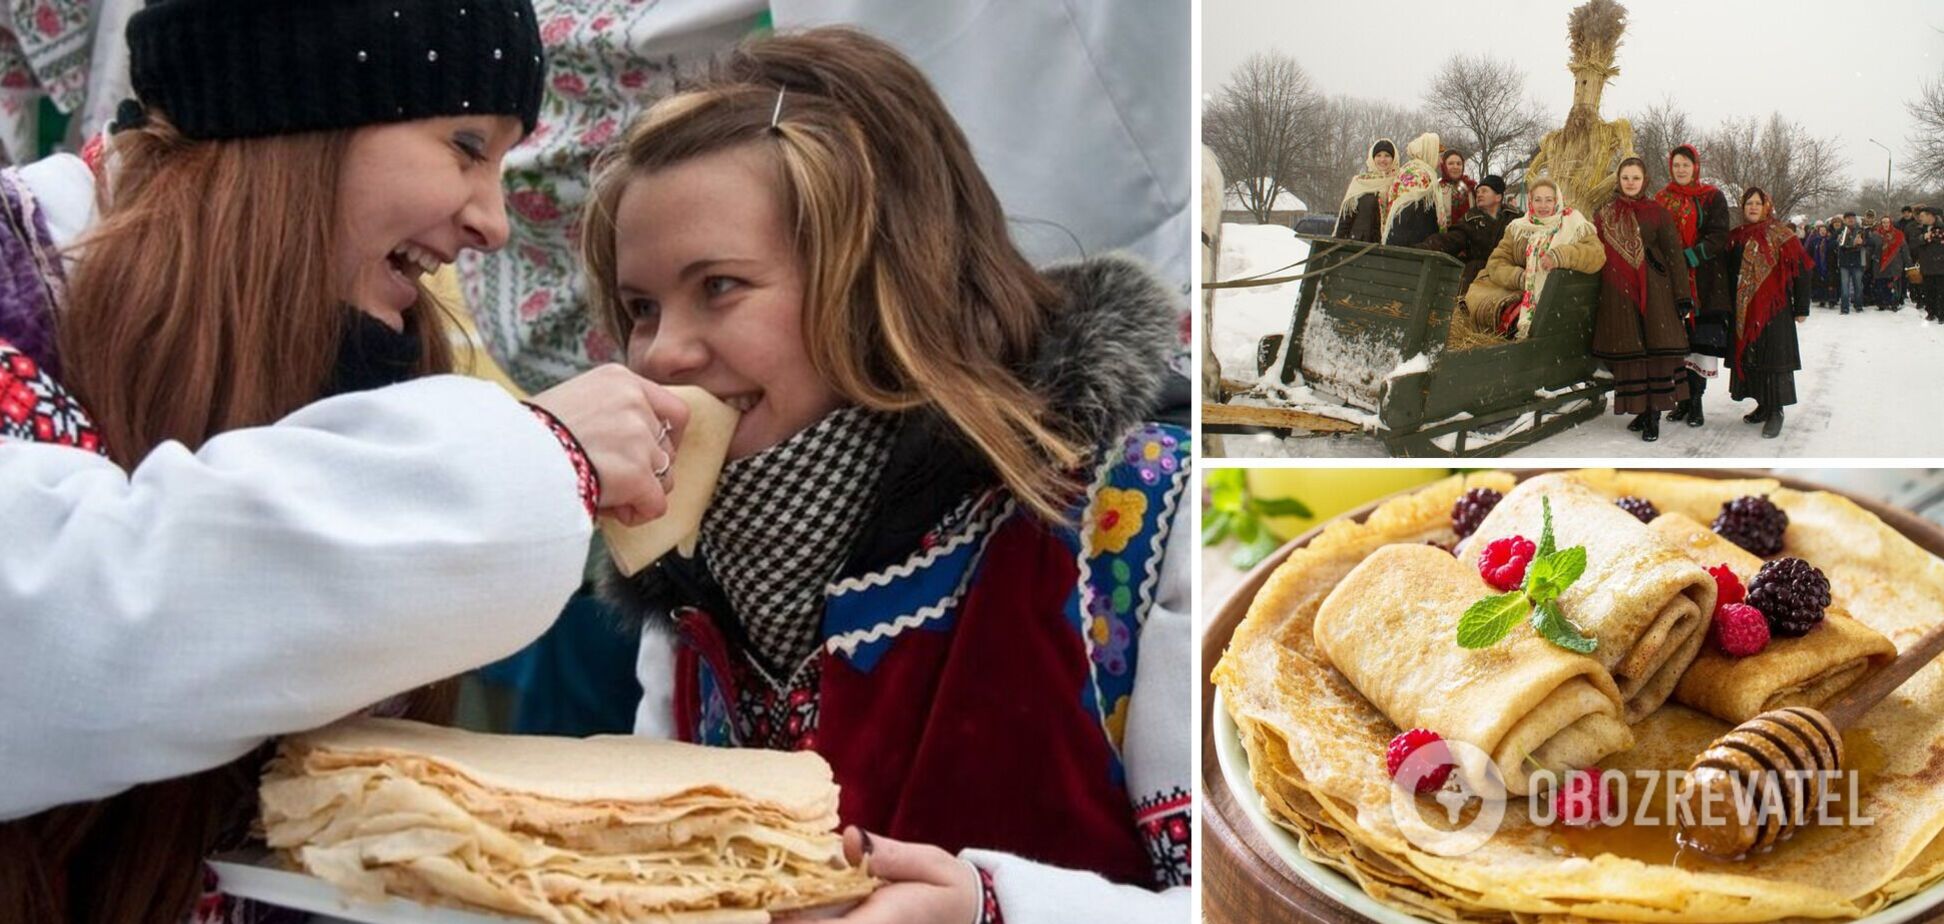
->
xmin=1381 ymin=132 xmax=1450 ymax=247
xmin=1334 ymin=138 xmax=1398 ymax=242
xmin=1590 ymin=158 xmax=1693 ymax=443
xmin=1438 ymin=148 xmax=1477 ymax=227
xmin=1869 ymin=214 xmax=1910 ymax=310
xmin=1463 ymin=178 xmax=1604 ymax=339
xmin=1726 ymin=187 xmax=1812 ymax=438
xmin=1655 ymin=144 xmax=1731 ymax=427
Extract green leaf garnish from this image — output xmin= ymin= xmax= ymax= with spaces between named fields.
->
xmin=1457 ymin=591 xmax=1530 ymax=648
xmin=1202 ymin=510 xmax=1232 ymax=545
xmin=1527 ymin=545 xmax=1586 ymax=602
xmin=1531 ymin=599 xmax=1597 ymax=653
xmin=1251 ymin=496 xmax=1315 ymax=518
xmin=1537 ymin=496 xmax=1558 ymax=560
xmin=1457 ymin=495 xmax=1597 ymax=654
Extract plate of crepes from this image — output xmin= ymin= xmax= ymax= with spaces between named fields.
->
xmin=209 ymin=717 xmax=876 ymax=923
xmin=1205 ymin=470 xmax=1944 ymax=924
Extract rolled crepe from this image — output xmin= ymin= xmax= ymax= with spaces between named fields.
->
xmin=1649 ymin=512 xmax=1897 ymax=724
xmin=1459 ymin=474 xmax=1716 ymax=723
xmin=1314 ymin=544 xmax=1632 ymax=796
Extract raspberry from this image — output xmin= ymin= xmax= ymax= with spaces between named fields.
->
xmin=1555 ymin=768 xmax=1608 ymax=827
xmin=1712 ymin=495 xmax=1789 ymax=556
xmin=1711 ymin=602 xmax=1771 ymax=657
xmin=1615 ymin=496 xmax=1660 ymax=524
xmin=1385 ymin=728 xmax=1454 ymax=793
xmin=1746 ymin=557 xmax=1830 ymax=637
xmin=1478 ymin=535 xmax=1536 ymax=590
xmin=1451 ymin=487 xmax=1503 ymax=539
xmin=1707 ymin=564 xmax=1745 ymax=609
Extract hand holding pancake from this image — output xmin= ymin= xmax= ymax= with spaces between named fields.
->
xmin=529 ymin=364 xmax=691 ymax=526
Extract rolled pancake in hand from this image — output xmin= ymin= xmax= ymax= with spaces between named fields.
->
xmin=1649 ymin=512 xmax=1896 ymax=724
xmin=601 ymin=387 xmax=740 ymax=576
xmin=1460 ymin=474 xmax=1716 ymax=723
xmin=1314 ymin=544 xmax=1631 ymax=796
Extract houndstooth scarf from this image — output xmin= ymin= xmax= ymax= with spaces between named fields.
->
xmin=699 ymin=405 xmax=900 ymax=674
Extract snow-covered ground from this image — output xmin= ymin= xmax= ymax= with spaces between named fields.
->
xmin=1207 ymin=221 xmax=1944 ymax=458
xmin=1208 ymin=222 xmax=1308 ymax=385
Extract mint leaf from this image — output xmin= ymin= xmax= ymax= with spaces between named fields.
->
xmin=1232 ymin=530 xmax=1281 ymax=570
xmin=1537 ymin=496 xmax=1557 ymax=560
xmin=1523 ymin=552 xmax=1556 ymax=598
xmin=1201 ymin=510 xmax=1232 ymax=546
xmin=1457 ymin=591 xmax=1531 ymax=648
xmin=1540 ymin=545 xmax=1587 ymax=597
xmin=1531 ymin=599 xmax=1597 ymax=653
xmin=1251 ymin=496 xmax=1314 ymax=518
xmin=1208 ymin=470 xmax=1246 ymax=512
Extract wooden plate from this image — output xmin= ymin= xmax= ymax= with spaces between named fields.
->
xmin=1199 ymin=469 xmax=1944 ymax=924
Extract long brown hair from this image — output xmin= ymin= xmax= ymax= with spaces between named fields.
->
xmin=6 ymin=115 xmax=457 ymax=922
xmin=581 ymin=27 xmax=1085 ymax=521
xmin=57 ymin=116 xmax=453 ymax=467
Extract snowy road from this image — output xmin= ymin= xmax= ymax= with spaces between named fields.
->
xmin=1207 ymin=221 xmax=1944 ymax=458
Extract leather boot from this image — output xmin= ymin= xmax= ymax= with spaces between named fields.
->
xmin=1642 ymin=411 xmax=1661 ymax=442
xmin=1763 ymin=407 xmax=1784 ymax=438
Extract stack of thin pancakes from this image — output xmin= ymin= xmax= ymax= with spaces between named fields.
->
xmin=259 ymin=718 xmax=876 ymax=923
xmin=1214 ymin=470 xmax=1944 ymax=922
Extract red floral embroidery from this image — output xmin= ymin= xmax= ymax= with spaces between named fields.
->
xmin=579 ymin=117 xmax=617 ymax=148
xmin=1133 ymin=789 xmax=1193 ymax=888
xmin=519 ymin=288 xmax=554 ymax=320
xmin=975 ymin=866 xmax=1004 ymax=924
xmin=508 ymin=190 xmax=563 ymax=225
xmin=540 ymin=15 xmax=577 ymax=45
xmin=551 ymin=72 xmax=587 ymax=98
xmin=0 ymin=337 xmax=106 ymax=455
xmin=524 ymin=403 xmax=599 ymax=520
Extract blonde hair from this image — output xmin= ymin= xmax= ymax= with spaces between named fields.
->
xmin=58 ymin=116 xmax=452 ymax=467
xmin=582 ymin=28 xmax=1084 ymax=521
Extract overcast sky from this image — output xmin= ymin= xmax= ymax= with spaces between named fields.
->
xmin=1203 ymin=0 xmax=1944 ymax=191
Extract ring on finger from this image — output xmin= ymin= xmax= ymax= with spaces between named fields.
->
xmin=653 ymin=455 xmax=672 ymax=480
xmin=657 ymin=419 xmax=673 ymax=448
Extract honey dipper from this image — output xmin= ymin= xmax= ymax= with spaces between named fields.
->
xmin=1677 ymin=618 xmax=1944 ymax=858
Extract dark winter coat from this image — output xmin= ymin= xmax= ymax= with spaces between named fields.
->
xmin=1833 ymin=223 xmax=1867 ymax=268
xmin=1590 ymin=199 xmax=1694 ymax=363
xmin=1416 ymin=205 xmax=1524 ymax=293
xmin=1911 ymin=222 xmax=1944 ymax=276
xmin=1335 ymin=193 xmax=1383 ymax=242
xmin=1384 ymin=198 xmax=1441 ymax=248
xmin=1725 ymin=238 xmax=1810 ymax=375
xmin=1679 ymin=187 xmax=1733 ymax=318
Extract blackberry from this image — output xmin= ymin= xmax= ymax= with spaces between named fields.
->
xmin=1615 ymin=496 xmax=1659 ymax=524
xmin=1451 ymin=487 xmax=1503 ymax=540
xmin=1711 ymin=495 xmax=1789 ymax=556
xmin=1746 ymin=557 xmax=1830 ymax=637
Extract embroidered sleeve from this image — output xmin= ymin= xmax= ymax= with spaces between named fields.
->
xmin=974 ymin=865 xmax=1004 ymax=924
xmin=0 ymin=337 xmax=105 ymax=455
xmin=1134 ymin=788 xmax=1194 ymax=888
xmin=523 ymin=402 xmax=599 ymax=521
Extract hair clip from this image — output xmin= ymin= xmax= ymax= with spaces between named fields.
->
xmin=111 ymin=98 xmax=149 ymax=134
xmin=769 ymin=85 xmax=786 ymax=133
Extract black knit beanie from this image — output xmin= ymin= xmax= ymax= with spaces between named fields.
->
xmin=1479 ymin=174 xmax=1507 ymax=196
xmin=125 ymin=0 xmax=545 ymax=141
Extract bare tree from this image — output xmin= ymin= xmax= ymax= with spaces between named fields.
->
xmin=1625 ymin=95 xmax=1694 ymax=187
xmin=1202 ymin=51 xmax=1324 ymax=223
xmin=1289 ymin=95 xmax=1423 ymax=215
xmin=1422 ymin=54 xmax=1548 ymax=179
xmin=1699 ymin=113 xmax=1846 ymax=219
xmin=1905 ymin=70 xmax=1944 ymax=186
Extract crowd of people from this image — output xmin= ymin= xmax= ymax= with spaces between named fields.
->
xmin=1331 ymin=138 xmax=1812 ymax=442
xmin=1800 ymin=206 xmax=1944 ymax=322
